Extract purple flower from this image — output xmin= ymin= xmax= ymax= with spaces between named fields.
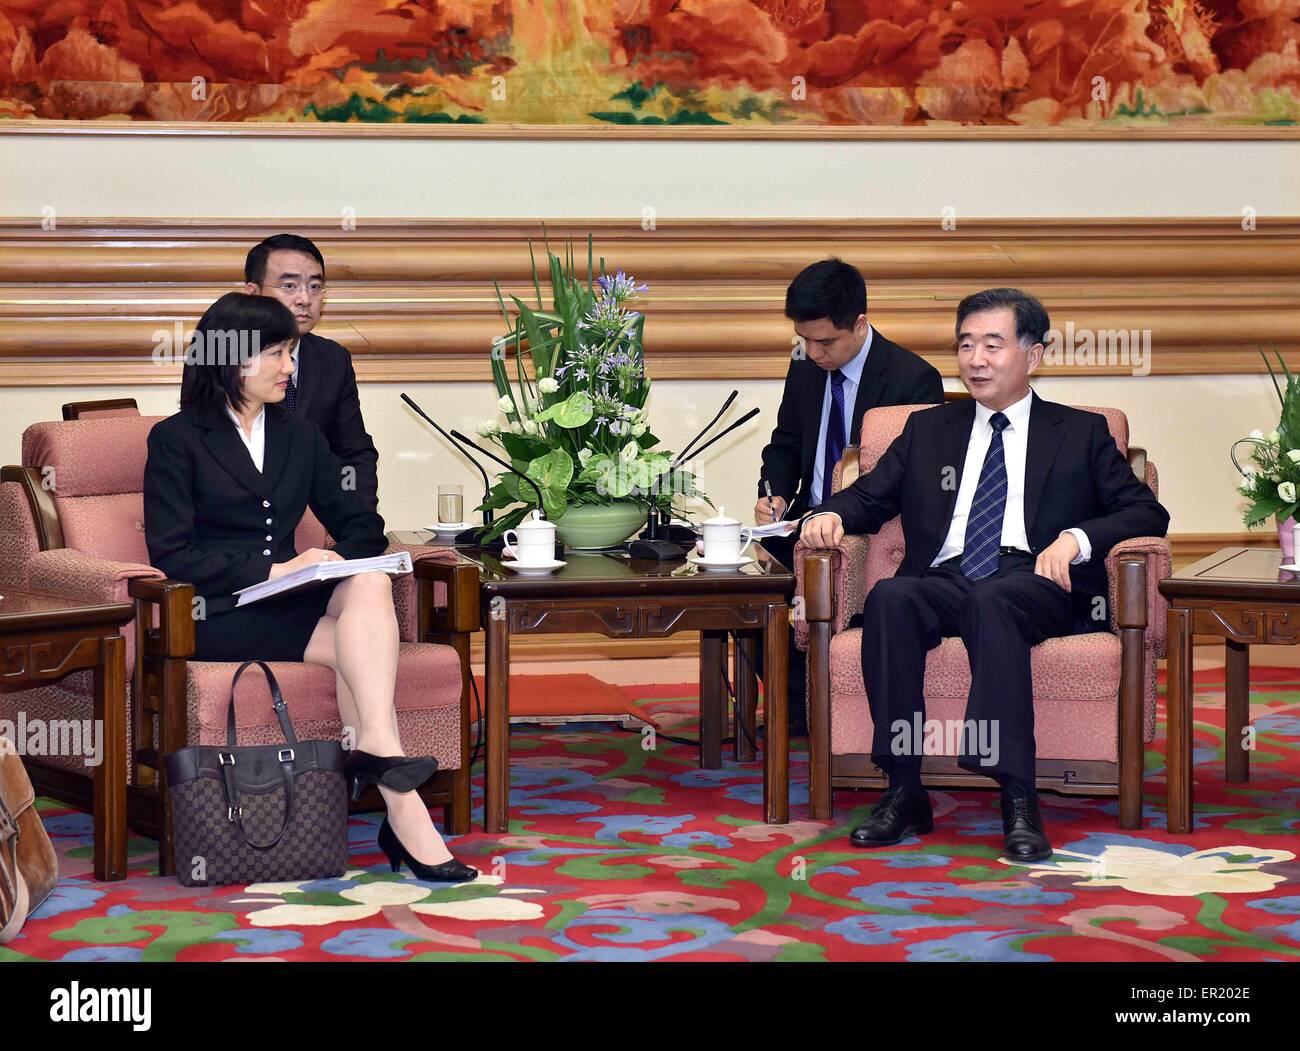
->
xmin=597 ymin=270 xmax=648 ymax=302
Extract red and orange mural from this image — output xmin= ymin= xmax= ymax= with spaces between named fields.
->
xmin=0 ymin=1 xmax=1296 ymax=129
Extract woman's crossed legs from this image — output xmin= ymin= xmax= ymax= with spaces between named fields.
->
xmin=303 ymin=571 xmax=452 ymax=865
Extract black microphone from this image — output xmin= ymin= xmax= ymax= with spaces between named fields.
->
xmin=671 ymin=406 xmax=760 ymax=465
xmin=632 ymin=401 xmax=757 ymax=561
xmin=449 ymin=429 xmax=548 ymax=518
xmin=673 ymin=389 xmax=738 ymax=467
xmin=400 ymin=393 xmax=493 ymax=532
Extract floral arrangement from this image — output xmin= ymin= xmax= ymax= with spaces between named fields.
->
xmin=1235 ymin=350 xmax=1300 ymax=528
xmin=474 ymin=238 xmax=706 ymax=539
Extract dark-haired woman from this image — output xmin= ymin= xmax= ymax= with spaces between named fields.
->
xmin=144 ymin=291 xmax=476 ymax=882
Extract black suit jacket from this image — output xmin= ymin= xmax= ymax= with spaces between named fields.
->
xmin=814 ymin=393 xmax=1169 ymax=601
xmin=143 ymin=403 xmax=388 ymax=615
xmin=296 ymin=331 xmax=380 ymax=511
xmin=759 ymin=331 xmax=943 ymax=517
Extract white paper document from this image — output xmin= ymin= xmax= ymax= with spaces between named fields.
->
xmin=749 ymin=520 xmax=797 ymax=538
xmin=234 ymin=551 xmax=413 ymax=607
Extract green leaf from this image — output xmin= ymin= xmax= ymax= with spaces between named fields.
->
xmin=594 ymin=456 xmax=635 ymax=499
xmin=500 ymin=432 xmax=548 ymax=463
xmin=520 ymin=448 xmax=574 ymax=520
xmin=1245 ymin=495 xmax=1288 ymax=527
xmin=528 ymin=240 xmax=543 ymax=309
xmin=513 ymin=297 xmax=557 ymax=380
xmin=490 ymin=352 xmax=513 ymax=413
xmin=480 ymin=503 xmax=530 ymax=542
xmin=534 ymin=390 xmax=594 ymax=428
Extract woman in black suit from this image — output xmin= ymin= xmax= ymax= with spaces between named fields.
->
xmin=144 ymin=292 xmax=475 ymax=882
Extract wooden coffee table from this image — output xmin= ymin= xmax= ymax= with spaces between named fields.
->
xmin=470 ymin=544 xmax=795 ymax=834
xmin=0 ymin=589 xmax=131 ymax=880
xmin=1160 ymin=546 xmax=1298 ymax=834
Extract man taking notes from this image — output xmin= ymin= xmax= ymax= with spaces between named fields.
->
xmin=800 ymin=288 xmax=1169 ymax=861
xmin=755 ymin=259 xmax=942 ymax=735
xmin=244 ymin=234 xmax=381 ymax=511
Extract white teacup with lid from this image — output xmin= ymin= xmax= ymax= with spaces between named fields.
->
xmin=503 ymin=509 xmax=557 ymax=565
xmin=698 ymin=508 xmax=754 ymax=563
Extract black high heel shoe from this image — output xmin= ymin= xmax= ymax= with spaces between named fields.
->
xmin=343 ymin=750 xmax=439 ymax=803
xmin=377 ymin=819 xmax=478 ymax=883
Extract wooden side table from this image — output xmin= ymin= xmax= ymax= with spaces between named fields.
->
xmin=475 ymin=546 xmax=795 ymax=834
xmin=0 ymin=590 xmax=132 ymax=880
xmin=1160 ymin=547 xmax=1294 ymax=835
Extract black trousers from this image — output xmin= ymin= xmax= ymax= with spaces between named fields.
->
xmin=861 ymin=553 xmax=1077 ymax=783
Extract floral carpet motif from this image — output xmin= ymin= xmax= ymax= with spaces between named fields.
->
xmin=5 ymin=669 xmax=1300 ymax=962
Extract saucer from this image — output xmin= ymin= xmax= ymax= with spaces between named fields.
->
xmin=424 ymin=522 xmax=471 ymax=535
xmin=500 ymin=558 xmax=567 ymax=574
xmin=686 ymin=551 xmax=754 ymax=570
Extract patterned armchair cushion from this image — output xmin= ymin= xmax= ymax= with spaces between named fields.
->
xmin=23 ymin=416 xmax=164 ymax=566
xmin=0 ymin=480 xmax=42 ymax=590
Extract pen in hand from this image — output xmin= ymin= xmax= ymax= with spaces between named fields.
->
xmin=762 ymin=480 xmax=788 ymax=524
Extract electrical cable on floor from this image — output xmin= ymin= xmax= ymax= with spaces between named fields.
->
xmin=468 ymin=673 xmax=485 ymax=769
xmin=723 ymin=642 xmax=760 ymax=751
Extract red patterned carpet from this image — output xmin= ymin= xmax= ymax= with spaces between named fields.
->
xmin=4 ymin=667 xmax=1299 ymax=962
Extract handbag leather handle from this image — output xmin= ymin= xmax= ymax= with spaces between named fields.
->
xmin=226 ymin=660 xmax=299 ymax=748
xmin=219 ymin=751 xmax=297 ymax=851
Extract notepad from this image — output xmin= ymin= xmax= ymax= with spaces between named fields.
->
xmin=749 ymin=520 xmax=797 ymax=538
xmin=233 ymin=551 xmax=413 ymax=607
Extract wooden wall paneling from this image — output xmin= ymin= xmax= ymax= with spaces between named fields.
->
xmin=0 ymin=218 xmax=1296 ymax=386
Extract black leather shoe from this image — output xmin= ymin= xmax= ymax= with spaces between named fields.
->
xmin=850 ymin=784 xmax=933 ymax=847
xmin=1000 ymin=784 xmax=1053 ymax=862
xmin=342 ymin=751 xmax=439 ymax=803
xmin=378 ymin=819 xmax=478 ymax=883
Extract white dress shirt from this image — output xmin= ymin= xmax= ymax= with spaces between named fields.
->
xmin=225 ymin=404 xmax=267 ymax=472
xmin=808 ymin=325 xmax=873 ymax=509
xmin=291 ymin=339 xmax=301 ymax=388
xmin=808 ymin=389 xmax=1092 ymax=565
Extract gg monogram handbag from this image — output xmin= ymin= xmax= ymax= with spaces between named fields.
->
xmin=165 ymin=660 xmax=349 ymax=887
xmin=0 ymin=735 xmax=59 ymax=943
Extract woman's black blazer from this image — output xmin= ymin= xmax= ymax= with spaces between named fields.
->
xmin=143 ymin=401 xmax=388 ymax=615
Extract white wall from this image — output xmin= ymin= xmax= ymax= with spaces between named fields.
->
xmin=1 ymin=132 xmax=1297 ymax=536
xmin=2 ymin=136 xmax=1297 ymax=218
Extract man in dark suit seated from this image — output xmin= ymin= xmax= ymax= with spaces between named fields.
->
xmin=800 ymin=287 xmax=1169 ymax=861
xmin=756 ymin=259 xmax=943 ymax=735
xmin=244 ymin=234 xmax=380 ymax=511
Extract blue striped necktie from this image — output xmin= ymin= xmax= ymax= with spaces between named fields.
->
xmin=960 ymin=411 xmax=1010 ymax=580
xmin=820 ymin=369 xmax=847 ymax=504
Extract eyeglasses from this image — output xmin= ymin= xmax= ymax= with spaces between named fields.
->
xmin=271 ymin=281 xmax=327 ymax=298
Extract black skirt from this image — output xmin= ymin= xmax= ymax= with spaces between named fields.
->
xmin=194 ymin=581 xmax=342 ymax=663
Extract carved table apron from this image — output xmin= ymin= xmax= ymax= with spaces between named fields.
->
xmin=477 ymin=547 xmax=795 ymax=835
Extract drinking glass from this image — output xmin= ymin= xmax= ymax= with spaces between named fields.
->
xmin=437 ymin=483 xmax=463 ymax=525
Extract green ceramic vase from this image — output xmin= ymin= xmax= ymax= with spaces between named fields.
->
xmin=554 ymin=500 xmax=646 ymax=550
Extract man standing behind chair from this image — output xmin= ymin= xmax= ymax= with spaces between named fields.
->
xmin=756 ymin=259 xmax=943 ymax=558
xmin=800 ymin=288 xmax=1169 ymax=861
xmin=244 ymin=234 xmax=380 ymax=511
xmin=755 ymin=259 xmax=942 ymax=735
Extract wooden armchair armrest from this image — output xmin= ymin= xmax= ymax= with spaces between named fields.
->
xmin=792 ymin=533 xmax=870 ymax=651
xmin=414 ymin=555 xmax=480 ymax=640
xmin=803 ymin=551 xmax=835 ymax=623
xmin=128 ymin=576 xmax=196 ymax=659
xmin=1106 ymin=535 xmax=1172 ymax=659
